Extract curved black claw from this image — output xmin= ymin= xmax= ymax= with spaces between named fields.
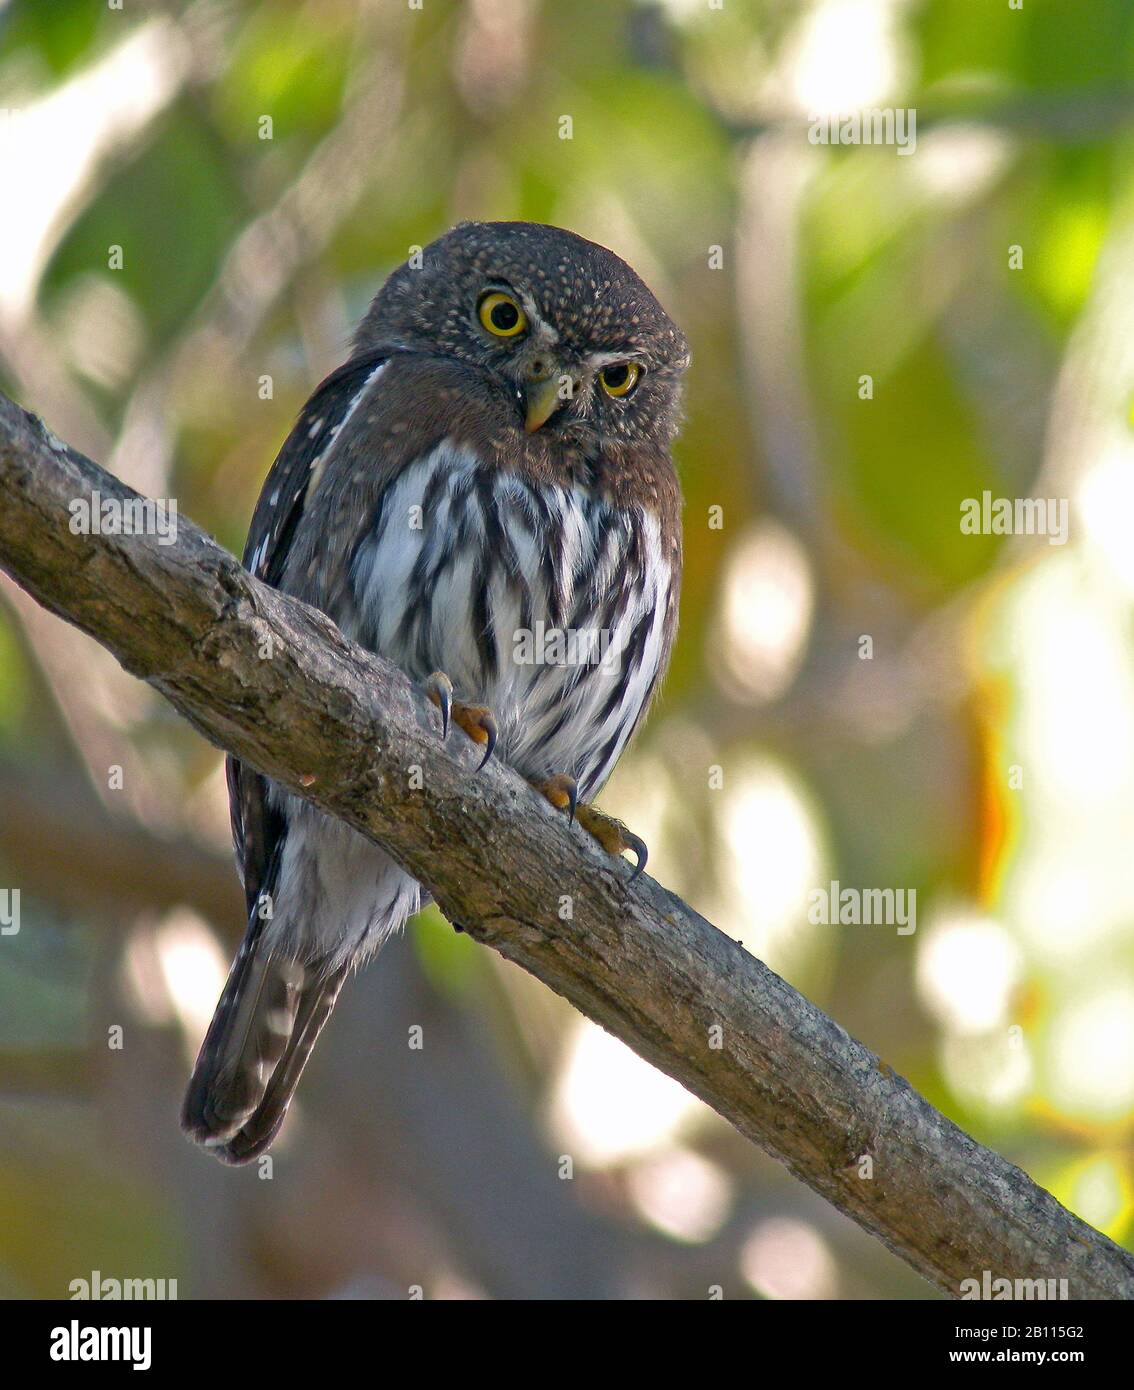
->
xmin=624 ymin=830 xmax=648 ymax=883
xmin=425 ymin=671 xmax=453 ymax=740
xmin=475 ymin=713 xmax=498 ymax=772
xmin=537 ymin=773 xmax=578 ymax=822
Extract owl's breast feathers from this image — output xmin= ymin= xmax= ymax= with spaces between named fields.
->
xmin=244 ymin=348 xmax=681 ymax=796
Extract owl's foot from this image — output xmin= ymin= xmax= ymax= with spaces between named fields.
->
xmin=536 ymin=773 xmax=648 ymax=881
xmin=426 ymin=671 xmax=497 ymax=771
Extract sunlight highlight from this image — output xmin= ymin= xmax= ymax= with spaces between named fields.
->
xmin=741 ymin=1218 xmax=838 ymax=1299
xmin=549 ymin=1021 xmax=706 ymax=1167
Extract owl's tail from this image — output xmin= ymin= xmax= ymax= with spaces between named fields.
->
xmin=181 ymin=931 xmax=347 ymax=1165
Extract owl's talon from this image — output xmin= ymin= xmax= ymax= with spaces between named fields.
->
xmin=538 ymin=772 xmax=578 ymax=823
xmin=460 ymin=707 xmax=497 ymax=772
xmin=536 ymin=777 xmax=646 ymax=881
xmin=425 ymin=671 xmax=453 ymax=739
xmin=447 ymin=697 xmax=496 ymax=770
xmin=622 ymin=829 xmax=648 ymax=882
xmin=426 ymin=673 xmax=495 ymax=769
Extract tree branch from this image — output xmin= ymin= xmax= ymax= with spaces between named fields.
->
xmin=0 ymin=389 xmax=1129 ymax=1300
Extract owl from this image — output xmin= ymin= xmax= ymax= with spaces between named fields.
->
xmin=182 ymin=221 xmax=689 ymax=1162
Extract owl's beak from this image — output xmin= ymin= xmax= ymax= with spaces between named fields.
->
xmin=523 ymin=375 xmax=565 ymax=433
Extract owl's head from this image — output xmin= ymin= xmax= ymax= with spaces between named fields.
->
xmin=356 ymin=221 xmax=690 ymax=450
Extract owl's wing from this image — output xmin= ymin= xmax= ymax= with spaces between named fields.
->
xmin=193 ymin=349 xmax=524 ymax=1162
xmin=229 ymin=349 xmax=389 ymax=914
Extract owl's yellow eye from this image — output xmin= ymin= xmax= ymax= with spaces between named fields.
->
xmin=477 ymin=291 xmax=527 ymax=338
xmin=598 ymin=362 xmax=641 ymax=398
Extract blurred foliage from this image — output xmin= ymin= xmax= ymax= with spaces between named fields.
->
xmin=0 ymin=0 xmax=1132 ymax=1299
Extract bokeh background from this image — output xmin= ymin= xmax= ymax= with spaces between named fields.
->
xmin=1 ymin=0 xmax=1133 ymax=1300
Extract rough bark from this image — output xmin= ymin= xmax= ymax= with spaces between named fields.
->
xmin=1 ymin=389 xmax=1130 ymax=1299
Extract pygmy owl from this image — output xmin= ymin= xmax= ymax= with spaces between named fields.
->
xmin=183 ymin=221 xmax=688 ymax=1162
